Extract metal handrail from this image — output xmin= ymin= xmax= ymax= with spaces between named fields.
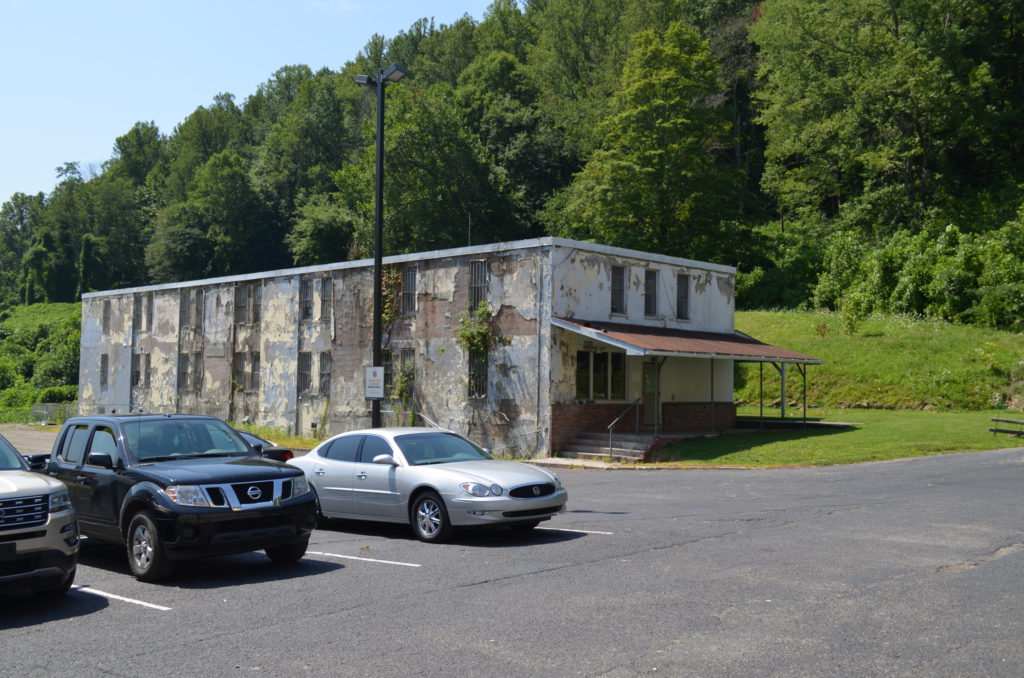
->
xmin=607 ymin=399 xmax=641 ymax=455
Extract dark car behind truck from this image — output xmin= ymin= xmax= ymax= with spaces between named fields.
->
xmin=48 ymin=414 xmax=318 ymax=582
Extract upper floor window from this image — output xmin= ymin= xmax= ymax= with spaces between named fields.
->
xmin=297 ymin=351 xmax=312 ymax=394
xmin=644 ymin=270 xmax=658 ymax=317
xmin=676 ymin=273 xmax=690 ymax=321
xmin=320 ymin=276 xmax=333 ymax=323
xmin=100 ymin=354 xmax=109 ymax=390
xmin=180 ymin=288 xmax=205 ymax=331
xmin=133 ymin=293 xmax=153 ymax=333
xmin=469 ymin=260 xmax=487 ymax=310
xmin=234 ymin=283 xmax=261 ymax=325
xmin=300 ymin=279 xmax=314 ymax=321
xmin=102 ymin=300 xmax=111 ymax=333
xmin=131 ymin=352 xmax=151 ymax=389
xmin=402 ymin=266 xmax=417 ymax=315
xmin=611 ymin=266 xmax=626 ymax=314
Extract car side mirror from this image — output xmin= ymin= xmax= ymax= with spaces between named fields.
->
xmin=87 ymin=451 xmax=115 ymax=469
xmin=252 ymin=443 xmax=264 ymax=455
xmin=372 ymin=454 xmax=399 ymax=466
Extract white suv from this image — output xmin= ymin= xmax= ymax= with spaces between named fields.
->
xmin=0 ymin=433 xmax=79 ymax=596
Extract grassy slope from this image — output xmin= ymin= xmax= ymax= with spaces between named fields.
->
xmin=651 ymin=311 xmax=1024 ymax=467
xmin=733 ymin=311 xmax=1024 ymax=410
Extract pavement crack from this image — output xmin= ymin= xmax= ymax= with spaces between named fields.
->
xmin=936 ymin=541 xmax=1024 ymax=575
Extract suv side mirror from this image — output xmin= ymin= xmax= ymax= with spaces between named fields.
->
xmin=87 ymin=451 xmax=115 ymax=469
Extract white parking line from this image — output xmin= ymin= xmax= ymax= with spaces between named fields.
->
xmin=309 ymin=551 xmax=422 ymax=568
xmin=540 ymin=527 xmax=614 ymax=535
xmin=73 ymin=586 xmax=172 ymax=611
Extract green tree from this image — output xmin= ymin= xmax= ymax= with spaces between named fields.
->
xmin=544 ymin=21 xmax=743 ymax=259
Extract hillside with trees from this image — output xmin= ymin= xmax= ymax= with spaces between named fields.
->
xmin=2 ymin=0 xmax=1023 ymax=405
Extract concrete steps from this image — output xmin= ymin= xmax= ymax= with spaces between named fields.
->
xmin=558 ymin=431 xmax=658 ymax=463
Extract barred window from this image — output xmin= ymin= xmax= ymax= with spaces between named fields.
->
xmin=298 ymin=351 xmax=312 ymax=394
xmin=402 ymin=266 xmax=417 ymax=315
xmin=676 ymin=273 xmax=690 ymax=320
xmin=399 ymin=348 xmax=415 ymax=398
xmin=179 ymin=353 xmax=189 ymax=391
xmin=234 ymin=284 xmax=250 ymax=324
xmin=644 ymin=270 xmax=658 ymax=317
xmin=131 ymin=353 xmax=150 ymax=389
xmin=320 ymin=277 xmax=332 ymax=322
xmin=319 ymin=351 xmax=332 ymax=394
xmin=145 ymin=293 xmax=154 ymax=332
xmin=194 ymin=288 xmax=205 ymax=330
xmin=233 ymin=353 xmax=245 ymax=391
xmin=611 ymin=265 xmax=626 ymax=314
xmin=100 ymin=354 xmax=109 ymax=390
xmin=251 ymin=285 xmax=261 ymax=324
xmin=468 ymin=348 xmax=487 ymax=398
xmin=102 ymin=300 xmax=111 ymax=333
xmin=469 ymin=260 xmax=487 ymax=310
xmin=250 ymin=352 xmax=260 ymax=391
xmin=192 ymin=351 xmax=203 ymax=391
xmin=382 ymin=350 xmax=393 ymax=394
xmin=300 ymin=279 xmax=314 ymax=321
xmin=133 ymin=295 xmax=143 ymax=332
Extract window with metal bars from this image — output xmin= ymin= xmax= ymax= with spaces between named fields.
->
xmin=402 ymin=266 xmax=417 ymax=315
xmin=131 ymin=353 xmax=150 ymax=389
xmin=298 ymin=351 xmax=312 ymax=394
xmin=469 ymin=260 xmax=487 ymax=310
xmin=320 ymin=277 xmax=332 ymax=322
xmin=468 ymin=349 xmax=487 ymax=398
xmin=300 ymin=279 xmax=314 ymax=321
xmin=102 ymin=300 xmax=111 ymax=333
xmin=319 ymin=351 xmax=332 ymax=394
xmin=250 ymin=352 xmax=260 ymax=391
xmin=179 ymin=353 xmax=189 ymax=391
xmin=192 ymin=351 xmax=203 ymax=391
xmin=100 ymin=354 xmax=109 ymax=390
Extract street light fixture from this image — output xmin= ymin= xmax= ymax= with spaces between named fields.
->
xmin=356 ymin=64 xmax=407 ymax=428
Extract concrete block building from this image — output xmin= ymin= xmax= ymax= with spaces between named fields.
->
xmin=78 ymin=238 xmax=818 ymax=457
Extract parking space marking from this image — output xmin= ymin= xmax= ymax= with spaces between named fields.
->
xmin=73 ymin=586 xmax=172 ymax=611
xmin=309 ymin=551 xmax=422 ymax=568
xmin=540 ymin=527 xmax=614 ymax=535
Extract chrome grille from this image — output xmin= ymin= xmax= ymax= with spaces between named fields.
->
xmin=0 ymin=494 xmax=48 ymax=529
xmin=231 ymin=481 xmax=275 ymax=505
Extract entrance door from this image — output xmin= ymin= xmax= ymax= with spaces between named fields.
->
xmin=642 ymin=361 xmax=658 ymax=426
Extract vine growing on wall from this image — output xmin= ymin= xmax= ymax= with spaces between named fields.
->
xmin=456 ymin=302 xmax=493 ymax=355
xmin=380 ymin=264 xmax=401 ymax=329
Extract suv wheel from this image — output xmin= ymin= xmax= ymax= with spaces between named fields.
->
xmin=127 ymin=510 xmax=174 ymax=582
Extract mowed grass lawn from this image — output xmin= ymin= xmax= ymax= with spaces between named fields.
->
xmin=649 ymin=408 xmax=1022 ymax=467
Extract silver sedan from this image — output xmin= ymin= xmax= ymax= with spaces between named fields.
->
xmin=288 ymin=428 xmax=567 ymax=542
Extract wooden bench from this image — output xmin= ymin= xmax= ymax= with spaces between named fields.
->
xmin=989 ymin=417 xmax=1024 ymax=436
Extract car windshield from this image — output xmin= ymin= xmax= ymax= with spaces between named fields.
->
xmin=394 ymin=432 xmax=492 ymax=466
xmin=0 ymin=436 xmax=27 ymax=471
xmin=124 ymin=419 xmax=251 ymax=462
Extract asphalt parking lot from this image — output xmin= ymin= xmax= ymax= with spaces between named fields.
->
xmin=3 ymin=446 xmax=1024 ymax=677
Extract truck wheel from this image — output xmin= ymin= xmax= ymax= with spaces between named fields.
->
xmin=265 ymin=538 xmax=309 ymax=564
xmin=127 ymin=510 xmax=174 ymax=582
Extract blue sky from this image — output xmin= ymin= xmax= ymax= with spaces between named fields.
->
xmin=0 ymin=0 xmax=495 ymax=203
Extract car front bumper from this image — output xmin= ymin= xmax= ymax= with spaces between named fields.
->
xmin=0 ymin=510 xmax=79 ymax=592
xmin=445 ymin=488 xmax=568 ymax=526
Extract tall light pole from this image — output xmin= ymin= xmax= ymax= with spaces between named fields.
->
xmin=356 ymin=64 xmax=407 ymax=428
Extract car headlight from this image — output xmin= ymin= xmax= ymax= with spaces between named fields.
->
xmin=165 ymin=485 xmax=210 ymax=507
xmin=549 ymin=471 xmax=562 ymax=490
xmin=49 ymin=490 xmax=72 ymax=513
xmin=290 ymin=474 xmax=311 ymax=497
xmin=460 ymin=482 xmax=504 ymax=497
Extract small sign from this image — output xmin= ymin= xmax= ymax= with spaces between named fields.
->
xmin=365 ymin=366 xmax=385 ymax=400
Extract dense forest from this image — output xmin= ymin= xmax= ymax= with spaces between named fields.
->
xmin=3 ymin=0 xmax=1024 ymax=338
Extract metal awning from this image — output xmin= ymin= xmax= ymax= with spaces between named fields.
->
xmin=552 ymin=318 xmax=822 ymax=364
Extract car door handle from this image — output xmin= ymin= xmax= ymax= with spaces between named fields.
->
xmin=314 ymin=467 xmax=325 ymax=476
xmin=356 ymin=472 xmax=367 ymax=480
xmin=76 ymin=474 xmax=89 ymax=484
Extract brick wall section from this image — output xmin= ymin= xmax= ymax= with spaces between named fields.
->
xmin=550 ymin=402 xmax=737 ymax=453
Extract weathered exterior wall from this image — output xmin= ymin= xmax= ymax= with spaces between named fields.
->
xmin=79 ymin=237 xmax=738 ymax=457
xmin=550 ymin=243 xmax=735 ymax=333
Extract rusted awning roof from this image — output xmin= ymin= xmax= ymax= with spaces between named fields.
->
xmin=553 ymin=318 xmax=822 ymax=364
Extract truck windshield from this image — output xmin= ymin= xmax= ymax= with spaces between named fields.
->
xmin=125 ymin=419 xmax=251 ymax=461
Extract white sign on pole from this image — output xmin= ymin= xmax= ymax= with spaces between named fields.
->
xmin=365 ymin=366 xmax=385 ymax=400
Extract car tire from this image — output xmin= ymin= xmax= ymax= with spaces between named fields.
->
xmin=33 ymin=566 xmax=75 ymax=597
xmin=127 ymin=510 xmax=174 ymax=582
xmin=411 ymin=491 xmax=453 ymax=543
xmin=265 ymin=538 xmax=309 ymax=564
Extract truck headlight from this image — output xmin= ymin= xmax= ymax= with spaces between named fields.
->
xmin=165 ymin=485 xmax=210 ymax=507
xmin=290 ymin=475 xmax=311 ymax=497
xmin=49 ymin=490 xmax=72 ymax=513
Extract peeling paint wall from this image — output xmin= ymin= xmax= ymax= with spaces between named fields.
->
xmin=79 ymin=238 xmax=737 ymax=457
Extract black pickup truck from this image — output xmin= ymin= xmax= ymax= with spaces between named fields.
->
xmin=48 ymin=414 xmax=318 ymax=581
